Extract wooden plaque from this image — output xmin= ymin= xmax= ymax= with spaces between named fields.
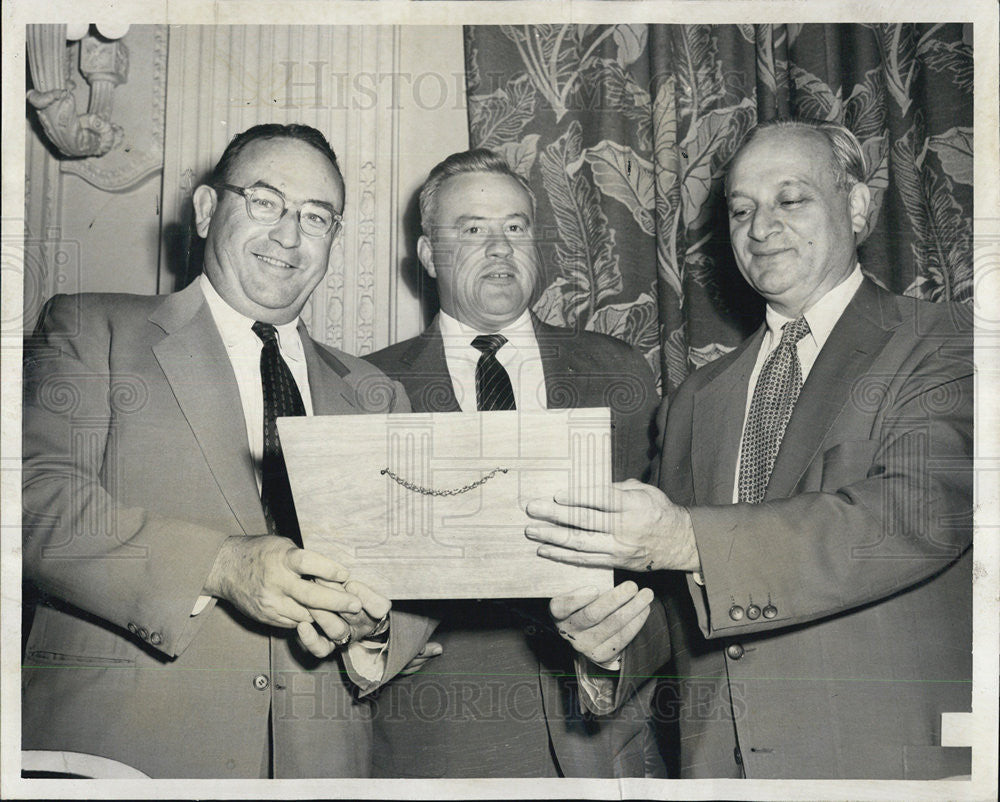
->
xmin=278 ymin=409 xmax=614 ymax=599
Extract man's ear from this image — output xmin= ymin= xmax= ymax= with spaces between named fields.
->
xmin=848 ymin=181 xmax=871 ymax=236
xmin=192 ymin=185 xmax=217 ymax=239
xmin=417 ymin=234 xmax=437 ymax=279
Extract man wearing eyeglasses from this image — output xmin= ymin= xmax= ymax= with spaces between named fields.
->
xmin=22 ymin=123 xmax=432 ymax=778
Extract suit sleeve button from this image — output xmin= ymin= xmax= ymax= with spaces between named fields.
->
xmin=253 ymin=674 xmax=270 ymax=691
xmin=763 ymin=604 xmax=778 ymax=619
xmin=746 ymin=604 xmax=761 ymax=620
xmin=728 ymin=605 xmax=745 ymax=621
xmin=726 ymin=643 xmax=745 ymax=660
xmin=138 ymin=627 xmax=149 ymax=640
xmin=127 ymin=622 xmax=138 ymax=634
xmin=149 ymin=632 xmax=163 ymax=645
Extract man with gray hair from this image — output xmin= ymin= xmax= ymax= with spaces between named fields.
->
xmin=526 ymin=119 xmax=973 ymax=779
xmin=364 ymin=148 xmax=668 ymax=777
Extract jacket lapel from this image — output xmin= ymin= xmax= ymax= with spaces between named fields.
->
xmin=150 ymin=282 xmax=266 ymax=536
xmin=399 ymin=318 xmax=461 ymax=412
xmin=765 ymin=279 xmax=898 ymax=500
xmin=297 ymin=321 xmax=363 ymax=415
xmin=533 ymin=317 xmax=599 ymax=409
xmin=692 ymin=330 xmax=762 ymax=505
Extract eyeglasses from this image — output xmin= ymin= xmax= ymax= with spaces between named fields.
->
xmin=215 ymin=183 xmax=343 ymax=238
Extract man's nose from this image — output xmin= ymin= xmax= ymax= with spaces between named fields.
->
xmin=269 ymin=210 xmax=302 ymax=248
xmin=748 ymin=206 xmax=780 ymax=241
xmin=485 ymin=231 xmax=514 ymax=258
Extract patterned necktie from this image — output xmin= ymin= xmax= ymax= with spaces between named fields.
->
xmin=738 ymin=316 xmax=811 ymax=504
xmin=471 ymin=333 xmax=516 ymax=411
xmin=252 ymin=321 xmax=306 ymax=545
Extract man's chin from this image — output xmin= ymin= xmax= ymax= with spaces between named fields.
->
xmin=743 ymin=262 xmax=796 ymax=296
xmin=244 ymin=293 xmax=310 ymax=324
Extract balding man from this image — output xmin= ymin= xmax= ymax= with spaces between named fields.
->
xmin=526 ymin=119 xmax=973 ymax=780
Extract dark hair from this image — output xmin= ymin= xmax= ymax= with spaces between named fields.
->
xmin=728 ymin=118 xmax=867 ymax=192
xmin=418 ymin=148 xmax=536 ymax=234
xmin=210 ymin=123 xmax=343 ymax=187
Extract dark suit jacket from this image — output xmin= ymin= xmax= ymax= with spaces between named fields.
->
xmin=21 ymin=282 xmax=433 ymax=778
xmin=654 ymin=279 xmax=973 ymax=779
xmin=363 ymin=315 xmax=670 ymax=778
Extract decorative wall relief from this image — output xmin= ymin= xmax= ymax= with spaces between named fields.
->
xmin=26 ymin=24 xmax=167 ymax=191
xmin=26 ymin=24 xmax=124 ymax=159
xmin=61 ymin=26 xmax=168 ymax=192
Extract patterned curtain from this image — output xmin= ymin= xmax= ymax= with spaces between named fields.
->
xmin=464 ymin=24 xmax=973 ymax=393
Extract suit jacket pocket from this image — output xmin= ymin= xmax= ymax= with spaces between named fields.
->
xmin=819 ymin=439 xmax=881 ymax=492
xmin=24 ymin=604 xmax=137 ymax=666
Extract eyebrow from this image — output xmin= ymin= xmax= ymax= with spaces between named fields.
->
xmin=248 ymin=181 xmax=338 ymax=212
xmin=727 ymin=178 xmax=812 ymax=200
xmin=453 ymin=213 xmax=531 ymax=225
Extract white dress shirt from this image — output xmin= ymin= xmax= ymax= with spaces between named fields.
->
xmin=438 ymin=308 xmax=548 ymax=411
xmin=732 ymin=265 xmax=865 ymax=502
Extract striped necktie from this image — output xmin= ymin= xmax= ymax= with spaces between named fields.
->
xmin=471 ymin=333 xmax=516 ymax=411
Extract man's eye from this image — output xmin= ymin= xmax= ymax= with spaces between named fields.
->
xmin=463 ymin=226 xmax=483 ymax=235
xmin=304 ymin=211 xmax=329 ymax=225
xmin=780 ymin=198 xmax=804 ymax=207
xmin=251 ymin=196 xmax=278 ymax=210
xmin=729 ymin=208 xmax=751 ymax=220
xmin=507 ymin=222 xmax=525 ymax=233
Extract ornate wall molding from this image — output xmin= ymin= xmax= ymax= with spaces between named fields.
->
xmin=60 ymin=26 xmax=168 ymax=192
xmin=23 ymin=110 xmax=70 ymax=332
xmin=26 ymin=24 xmax=122 ymax=159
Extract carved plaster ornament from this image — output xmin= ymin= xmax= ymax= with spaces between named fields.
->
xmin=26 ymin=23 xmax=130 ymax=158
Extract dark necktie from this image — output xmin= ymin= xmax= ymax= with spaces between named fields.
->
xmin=738 ymin=316 xmax=811 ymax=504
xmin=252 ymin=321 xmax=306 ymax=545
xmin=471 ymin=333 xmax=516 ymax=411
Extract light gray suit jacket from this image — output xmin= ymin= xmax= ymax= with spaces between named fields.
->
xmin=22 ymin=281 xmax=434 ymax=778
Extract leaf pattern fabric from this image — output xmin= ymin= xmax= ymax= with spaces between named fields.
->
xmin=464 ymin=23 xmax=973 ymax=394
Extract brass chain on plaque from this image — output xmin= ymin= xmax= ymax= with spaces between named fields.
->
xmin=379 ymin=467 xmax=509 ymax=496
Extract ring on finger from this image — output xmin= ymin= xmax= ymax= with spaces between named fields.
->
xmin=332 ymin=630 xmax=353 ymax=647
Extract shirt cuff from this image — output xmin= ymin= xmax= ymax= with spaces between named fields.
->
xmin=691 ymin=570 xmax=706 ymax=587
xmin=190 ymin=595 xmax=212 ymax=616
xmin=594 ymin=656 xmax=622 ymax=671
xmin=574 ymin=654 xmax=618 ymax=715
xmin=346 ymin=638 xmax=388 ymax=683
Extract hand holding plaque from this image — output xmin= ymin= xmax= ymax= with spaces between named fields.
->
xmin=525 ymin=477 xmax=701 ymax=573
xmin=550 ymin=581 xmax=655 ymax=665
xmin=298 ymin=579 xmax=391 ymax=658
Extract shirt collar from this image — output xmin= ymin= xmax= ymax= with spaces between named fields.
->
xmin=198 ymin=273 xmax=305 ymax=361
xmin=437 ymin=308 xmax=536 ymax=347
xmin=763 ymin=264 xmax=864 ymax=351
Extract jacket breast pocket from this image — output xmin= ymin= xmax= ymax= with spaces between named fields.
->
xmin=819 ymin=439 xmax=881 ymax=492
